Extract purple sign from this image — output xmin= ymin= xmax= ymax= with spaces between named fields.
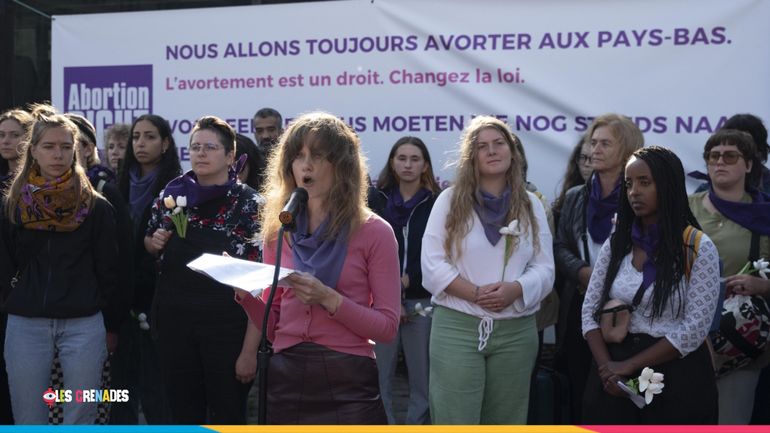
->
xmin=63 ymin=65 xmax=153 ymax=143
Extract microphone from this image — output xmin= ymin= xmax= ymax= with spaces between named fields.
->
xmin=279 ymin=187 xmax=308 ymax=230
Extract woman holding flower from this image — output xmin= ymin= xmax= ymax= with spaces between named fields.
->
xmin=144 ymin=116 xmax=262 ymax=424
xmin=582 ymin=146 xmax=720 ymax=424
xmin=420 ymin=116 xmax=554 ymax=424
xmin=688 ymin=129 xmax=770 ymax=424
xmin=368 ymin=136 xmax=440 ymax=424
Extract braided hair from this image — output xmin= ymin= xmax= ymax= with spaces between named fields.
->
xmin=599 ymin=146 xmax=701 ymax=320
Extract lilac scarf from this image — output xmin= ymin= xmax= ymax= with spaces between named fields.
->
xmin=631 ymin=220 xmax=659 ymax=291
xmin=291 ymin=208 xmax=350 ymax=289
xmin=586 ymin=173 xmax=621 ymax=244
xmin=128 ymin=165 xmax=159 ymax=221
xmin=709 ymin=187 xmax=770 ymax=236
xmin=162 ymin=155 xmax=247 ymax=208
xmin=382 ymin=187 xmax=431 ymax=228
xmin=472 ymin=187 xmax=512 ymax=246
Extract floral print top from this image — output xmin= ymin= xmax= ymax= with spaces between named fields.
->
xmin=146 ymin=182 xmax=263 ymax=261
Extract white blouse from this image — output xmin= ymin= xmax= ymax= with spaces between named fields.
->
xmin=581 ymin=235 xmax=721 ymax=357
xmin=421 ymin=187 xmax=555 ymax=319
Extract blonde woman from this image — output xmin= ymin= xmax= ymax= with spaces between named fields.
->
xmin=0 ymin=104 xmax=120 ymax=424
xmin=235 ymin=112 xmax=400 ymax=424
xmin=421 ymin=116 xmax=554 ymax=424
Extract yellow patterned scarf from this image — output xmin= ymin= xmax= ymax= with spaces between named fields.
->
xmin=19 ymin=169 xmax=93 ymax=232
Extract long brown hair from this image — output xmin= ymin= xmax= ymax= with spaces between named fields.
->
xmin=376 ymin=136 xmax=440 ymax=193
xmin=5 ymin=103 xmax=94 ymax=223
xmin=444 ymin=116 xmax=539 ymax=259
xmin=260 ymin=112 xmax=369 ymax=244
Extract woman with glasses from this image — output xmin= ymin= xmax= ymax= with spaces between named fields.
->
xmin=553 ymin=114 xmax=644 ymax=422
xmin=144 ymin=116 xmax=262 ymax=424
xmin=689 ymin=129 xmax=770 ymax=424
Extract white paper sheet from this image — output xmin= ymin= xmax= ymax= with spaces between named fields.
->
xmin=187 ymin=253 xmax=295 ymax=297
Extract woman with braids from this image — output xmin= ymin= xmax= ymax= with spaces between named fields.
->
xmin=689 ymin=129 xmax=770 ymax=424
xmin=421 ymin=116 xmax=554 ymax=424
xmin=0 ymin=104 xmax=120 ymax=424
xmin=235 ymin=112 xmax=400 ymax=424
xmin=553 ymin=114 xmax=643 ymax=421
xmin=581 ymin=146 xmax=720 ymax=424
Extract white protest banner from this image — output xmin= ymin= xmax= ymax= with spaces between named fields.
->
xmin=52 ymin=0 xmax=770 ymax=198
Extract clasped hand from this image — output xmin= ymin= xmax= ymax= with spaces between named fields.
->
xmin=475 ymin=281 xmax=521 ymax=313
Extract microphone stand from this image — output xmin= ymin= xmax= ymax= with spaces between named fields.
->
xmin=257 ymin=224 xmax=289 ymax=425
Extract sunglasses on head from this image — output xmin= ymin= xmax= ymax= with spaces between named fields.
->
xmin=704 ymin=150 xmax=744 ymax=165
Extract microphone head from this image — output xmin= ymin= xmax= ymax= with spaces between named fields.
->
xmin=278 ymin=187 xmax=309 ymax=225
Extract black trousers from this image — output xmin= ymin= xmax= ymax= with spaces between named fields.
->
xmin=157 ymin=302 xmax=251 ymax=424
xmin=583 ymin=333 xmax=718 ymax=424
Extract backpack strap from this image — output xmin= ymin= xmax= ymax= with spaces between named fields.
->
xmin=683 ymin=225 xmax=703 ymax=281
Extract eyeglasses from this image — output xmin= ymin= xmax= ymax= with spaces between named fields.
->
xmin=188 ymin=142 xmax=222 ymax=153
xmin=704 ymin=150 xmax=743 ymax=165
xmin=578 ymin=154 xmax=592 ymax=164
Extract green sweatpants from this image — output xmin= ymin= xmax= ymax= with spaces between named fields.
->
xmin=429 ymin=305 xmax=537 ymax=424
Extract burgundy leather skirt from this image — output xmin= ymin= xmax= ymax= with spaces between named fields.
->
xmin=266 ymin=342 xmax=387 ymax=424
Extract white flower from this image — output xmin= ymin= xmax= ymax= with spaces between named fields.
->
xmin=163 ymin=195 xmax=176 ymax=209
xmin=137 ymin=313 xmax=147 ymax=322
xmin=498 ymin=219 xmax=521 ymax=236
xmin=236 ymin=243 xmax=245 ymax=256
xmin=414 ymin=302 xmax=434 ymax=317
xmin=139 ymin=322 xmax=150 ymax=331
xmin=176 ymin=195 xmax=187 ymax=208
xmin=637 ymin=367 xmax=665 ymax=404
xmin=644 ymin=382 xmax=664 ymax=404
xmin=753 ymin=258 xmax=769 ymax=279
xmin=172 ymin=207 xmax=182 ymax=215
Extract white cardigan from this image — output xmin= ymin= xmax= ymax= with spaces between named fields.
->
xmin=420 ymin=187 xmax=555 ymax=319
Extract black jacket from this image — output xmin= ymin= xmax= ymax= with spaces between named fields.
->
xmin=553 ymin=183 xmax=590 ymax=348
xmin=0 ymin=196 xmax=122 ymax=332
xmin=368 ymin=187 xmax=437 ymax=300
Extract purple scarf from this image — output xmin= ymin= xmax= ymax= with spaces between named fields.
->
xmin=382 ymin=187 xmax=431 ymax=228
xmin=86 ymin=164 xmax=116 ymax=187
xmin=631 ymin=220 xmax=659 ymax=291
xmin=128 ymin=165 xmax=159 ymax=221
xmin=290 ymin=208 xmax=349 ymax=289
xmin=162 ymin=155 xmax=247 ymax=208
xmin=472 ymin=187 xmax=512 ymax=246
xmin=709 ymin=187 xmax=770 ymax=236
xmin=586 ymin=173 xmax=621 ymax=244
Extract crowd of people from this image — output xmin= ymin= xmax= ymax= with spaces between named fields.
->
xmin=0 ymin=102 xmax=767 ymax=425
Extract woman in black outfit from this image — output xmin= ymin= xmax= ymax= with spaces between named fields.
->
xmin=145 ymin=116 xmax=262 ymax=424
xmin=111 ymin=114 xmax=181 ymax=424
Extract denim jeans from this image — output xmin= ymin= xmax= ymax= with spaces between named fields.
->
xmin=5 ymin=313 xmax=107 ymax=424
xmin=374 ymin=298 xmax=432 ymax=425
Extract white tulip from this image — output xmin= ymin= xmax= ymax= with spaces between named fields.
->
xmin=176 ymin=195 xmax=187 ymax=208
xmin=498 ymin=219 xmax=521 ymax=236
